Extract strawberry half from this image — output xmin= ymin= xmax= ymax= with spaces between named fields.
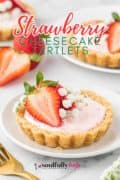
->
xmin=14 ymin=34 xmax=45 ymax=70
xmin=26 ymin=86 xmax=62 ymax=127
xmin=0 ymin=47 xmax=30 ymax=86
xmin=10 ymin=0 xmax=34 ymax=14
xmin=107 ymin=22 xmax=120 ymax=53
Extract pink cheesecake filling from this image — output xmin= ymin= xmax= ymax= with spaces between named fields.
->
xmin=24 ymin=97 xmax=105 ymax=133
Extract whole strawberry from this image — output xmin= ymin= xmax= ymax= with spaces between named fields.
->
xmin=14 ymin=34 xmax=45 ymax=70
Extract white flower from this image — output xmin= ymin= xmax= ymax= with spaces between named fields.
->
xmin=67 ymin=93 xmax=76 ymax=101
xmin=0 ymin=4 xmax=6 ymax=12
xmin=62 ymin=99 xmax=72 ymax=109
xmin=72 ymin=108 xmax=80 ymax=117
xmin=77 ymin=102 xmax=83 ymax=109
xmin=77 ymin=95 xmax=84 ymax=100
xmin=12 ymin=8 xmax=21 ymax=17
xmin=58 ymin=88 xmax=68 ymax=96
xmin=113 ymin=160 xmax=120 ymax=169
xmin=5 ymin=0 xmax=12 ymax=9
xmin=59 ymin=108 xmax=67 ymax=118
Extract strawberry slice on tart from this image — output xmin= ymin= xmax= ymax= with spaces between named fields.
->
xmin=107 ymin=22 xmax=120 ymax=53
xmin=22 ymin=72 xmax=78 ymax=127
xmin=0 ymin=0 xmax=34 ymax=14
xmin=0 ymin=47 xmax=30 ymax=86
xmin=23 ymin=72 xmax=62 ymax=127
xmin=26 ymin=86 xmax=62 ymax=127
xmin=21 ymin=72 xmax=84 ymax=127
xmin=107 ymin=12 xmax=120 ymax=53
xmin=10 ymin=0 xmax=35 ymax=14
xmin=14 ymin=34 xmax=45 ymax=70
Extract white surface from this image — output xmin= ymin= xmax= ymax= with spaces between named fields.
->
xmin=0 ymin=1 xmax=120 ymax=180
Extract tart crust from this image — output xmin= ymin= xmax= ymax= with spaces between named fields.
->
xmin=16 ymin=90 xmax=113 ymax=149
xmin=72 ymin=46 xmax=120 ymax=68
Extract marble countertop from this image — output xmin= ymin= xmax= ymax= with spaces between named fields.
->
xmin=0 ymin=0 xmax=120 ymax=180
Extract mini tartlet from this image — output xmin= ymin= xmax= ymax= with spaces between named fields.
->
xmin=0 ymin=0 xmax=35 ymax=41
xmin=72 ymin=12 xmax=120 ymax=68
xmin=15 ymin=72 xmax=113 ymax=149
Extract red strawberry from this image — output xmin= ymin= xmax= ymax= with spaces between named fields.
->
xmin=107 ymin=22 xmax=120 ymax=53
xmin=104 ymin=23 xmax=113 ymax=34
xmin=14 ymin=34 xmax=45 ymax=54
xmin=26 ymin=86 xmax=62 ymax=127
xmin=14 ymin=34 xmax=45 ymax=70
xmin=30 ymin=61 xmax=39 ymax=70
xmin=0 ymin=47 xmax=30 ymax=86
xmin=10 ymin=0 xmax=34 ymax=14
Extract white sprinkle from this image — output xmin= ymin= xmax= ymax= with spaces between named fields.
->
xmin=4 ymin=0 xmax=12 ymax=9
xmin=59 ymin=108 xmax=67 ymax=118
xmin=0 ymin=4 xmax=6 ymax=12
xmin=58 ymin=88 xmax=67 ymax=96
xmin=62 ymin=99 xmax=72 ymax=109
xmin=77 ymin=95 xmax=85 ymax=101
xmin=77 ymin=102 xmax=83 ymax=109
xmin=12 ymin=8 xmax=21 ymax=17
xmin=72 ymin=108 xmax=80 ymax=117
xmin=113 ymin=160 xmax=120 ymax=169
xmin=67 ymin=93 xmax=76 ymax=101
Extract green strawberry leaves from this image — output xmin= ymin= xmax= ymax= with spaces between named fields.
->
xmin=42 ymin=80 xmax=58 ymax=87
xmin=29 ymin=53 xmax=43 ymax=62
xmin=112 ymin=12 xmax=120 ymax=21
xmin=24 ymin=82 xmax=35 ymax=95
xmin=39 ymin=34 xmax=50 ymax=38
xmin=24 ymin=71 xmax=58 ymax=95
xmin=36 ymin=71 xmax=44 ymax=85
xmin=36 ymin=71 xmax=58 ymax=86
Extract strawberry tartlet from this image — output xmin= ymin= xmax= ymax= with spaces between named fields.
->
xmin=72 ymin=12 xmax=120 ymax=68
xmin=0 ymin=0 xmax=35 ymax=40
xmin=15 ymin=72 xmax=113 ymax=149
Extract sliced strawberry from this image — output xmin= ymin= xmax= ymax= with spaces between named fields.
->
xmin=14 ymin=34 xmax=45 ymax=70
xmin=107 ymin=22 xmax=120 ymax=53
xmin=26 ymin=87 xmax=62 ymax=127
xmin=30 ymin=61 xmax=39 ymax=70
xmin=104 ymin=23 xmax=113 ymax=34
xmin=0 ymin=47 xmax=30 ymax=86
xmin=10 ymin=0 xmax=34 ymax=14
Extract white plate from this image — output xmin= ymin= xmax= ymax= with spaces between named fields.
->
xmin=62 ymin=54 xmax=120 ymax=74
xmin=58 ymin=6 xmax=120 ymax=74
xmin=1 ymin=86 xmax=120 ymax=158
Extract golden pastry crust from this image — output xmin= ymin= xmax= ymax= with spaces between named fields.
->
xmin=0 ymin=28 xmax=13 ymax=41
xmin=68 ymin=19 xmax=120 ymax=68
xmin=16 ymin=90 xmax=113 ymax=149
xmin=72 ymin=46 xmax=120 ymax=68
